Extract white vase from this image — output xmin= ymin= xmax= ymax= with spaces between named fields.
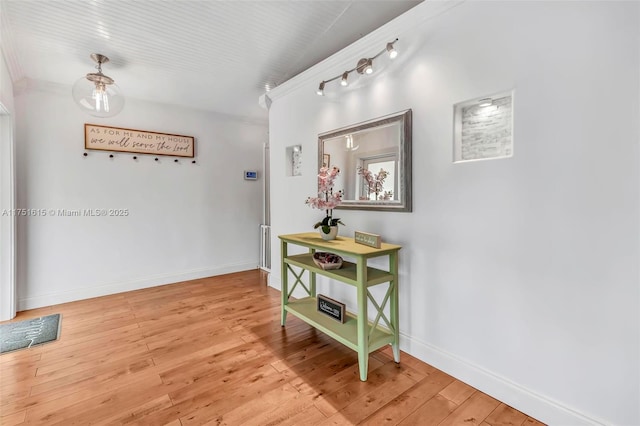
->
xmin=320 ymin=225 xmax=339 ymax=241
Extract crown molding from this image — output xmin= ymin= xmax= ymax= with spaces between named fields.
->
xmin=14 ymin=77 xmax=268 ymax=126
xmin=265 ymin=0 xmax=464 ymax=102
xmin=13 ymin=77 xmax=67 ymax=96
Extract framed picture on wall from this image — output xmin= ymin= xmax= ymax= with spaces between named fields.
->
xmin=323 ymin=154 xmax=330 ymax=168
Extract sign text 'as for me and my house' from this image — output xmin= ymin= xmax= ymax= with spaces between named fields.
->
xmin=84 ymin=124 xmax=195 ymax=158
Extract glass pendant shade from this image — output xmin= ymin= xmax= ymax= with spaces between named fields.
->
xmin=72 ymin=54 xmax=124 ymax=118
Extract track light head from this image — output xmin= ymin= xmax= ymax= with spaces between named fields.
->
xmin=365 ymin=59 xmax=373 ymax=74
xmin=386 ymin=42 xmax=398 ymax=59
xmin=356 ymin=58 xmax=373 ymax=75
xmin=317 ymin=81 xmax=325 ymax=96
xmin=341 ymin=72 xmax=349 ymax=87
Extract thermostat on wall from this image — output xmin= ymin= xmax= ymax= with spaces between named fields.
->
xmin=244 ymin=171 xmax=258 ymax=180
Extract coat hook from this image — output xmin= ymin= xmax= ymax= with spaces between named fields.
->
xmin=174 ymin=159 xmax=178 ymax=163
xmin=109 ymin=154 xmax=114 ymax=158
xmin=192 ymin=160 xmax=196 ymax=164
xmin=155 ymin=158 xmax=159 ymax=162
xmin=133 ymin=156 xmax=137 ymax=160
xmin=83 ymin=153 xmax=88 ymax=157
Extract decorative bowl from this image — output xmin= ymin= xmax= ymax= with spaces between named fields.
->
xmin=312 ymin=252 xmax=343 ymax=270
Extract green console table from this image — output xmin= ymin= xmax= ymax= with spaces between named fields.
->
xmin=278 ymin=232 xmax=402 ymax=381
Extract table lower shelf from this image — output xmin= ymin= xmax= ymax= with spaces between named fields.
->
xmin=284 ymin=297 xmax=394 ymax=353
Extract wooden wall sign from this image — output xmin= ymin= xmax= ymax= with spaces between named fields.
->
xmin=317 ymin=294 xmax=346 ymax=323
xmin=85 ymin=124 xmax=195 ymax=158
xmin=354 ymin=231 xmax=382 ymax=249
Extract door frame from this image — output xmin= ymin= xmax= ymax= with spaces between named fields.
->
xmin=0 ymin=104 xmax=16 ymax=320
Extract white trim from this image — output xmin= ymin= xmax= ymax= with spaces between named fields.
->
xmin=13 ymin=78 xmax=268 ymax=126
xmin=0 ymin=108 xmax=16 ymax=321
xmin=18 ymin=262 xmax=258 ymax=311
xmin=400 ymin=334 xmax=608 ymax=426
xmin=268 ymin=273 xmax=281 ymax=291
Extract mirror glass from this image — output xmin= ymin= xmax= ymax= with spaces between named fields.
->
xmin=318 ymin=109 xmax=412 ymax=212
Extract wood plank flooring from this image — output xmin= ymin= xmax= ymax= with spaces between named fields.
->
xmin=0 ymin=270 xmax=545 ymax=425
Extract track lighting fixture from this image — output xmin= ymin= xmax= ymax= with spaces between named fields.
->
xmin=72 ymin=53 xmax=125 ymax=117
xmin=315 ymin=38 xmax=398 ymax=96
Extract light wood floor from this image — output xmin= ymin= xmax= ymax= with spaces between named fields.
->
xmin=0 ymin=270 xmax=545 ymax=425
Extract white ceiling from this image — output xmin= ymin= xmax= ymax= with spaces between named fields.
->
xmin=0 ymin=0 xmax=422 ymax=122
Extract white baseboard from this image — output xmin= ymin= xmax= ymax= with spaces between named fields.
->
xmin=18 ymin=262 xmax=258 ymax=311
xmin=268 ymin=273 xmax=606 ymax=425
xmin=268 ymin=273 xmax=281 ymax=291
xmin=399 ymin=334 xmax=607 ymax=426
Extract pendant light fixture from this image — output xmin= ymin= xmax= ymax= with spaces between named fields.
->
xmin=72 ymin=53 xmax=125 ymax=118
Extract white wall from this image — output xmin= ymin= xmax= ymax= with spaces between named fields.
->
xmin=267 ymin=1 xmax=639 ymax=425
xmin=14 ymin=81 xmax=266 ymax=309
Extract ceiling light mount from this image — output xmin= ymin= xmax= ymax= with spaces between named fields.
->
xmin=356 ymin=58 xmax=373 ymax=75
xmin=316 ymin=38 xmax=399 ymax=96
xmin=85 ymin=54 xmax=114 ymax=86
xmin=91 ymin=53 xmax=109 ymax=66
xmin=72 ymin=53 xmax=125 ymax=118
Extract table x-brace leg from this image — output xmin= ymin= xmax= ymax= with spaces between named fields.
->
xmin=286 ymin=265 xmax=311 ymax=299
xmin=367 ymin=283 xmax=395 ymax=339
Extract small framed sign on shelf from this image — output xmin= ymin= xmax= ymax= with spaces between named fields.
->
xmin=317 ymin=294 xmax=345 ymax=323
xmin=354 ymin=231 xmax=381 ymax=248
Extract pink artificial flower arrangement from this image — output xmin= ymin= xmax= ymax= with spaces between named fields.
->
xmin=305 ymin=166 xmax=345 ymax=234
